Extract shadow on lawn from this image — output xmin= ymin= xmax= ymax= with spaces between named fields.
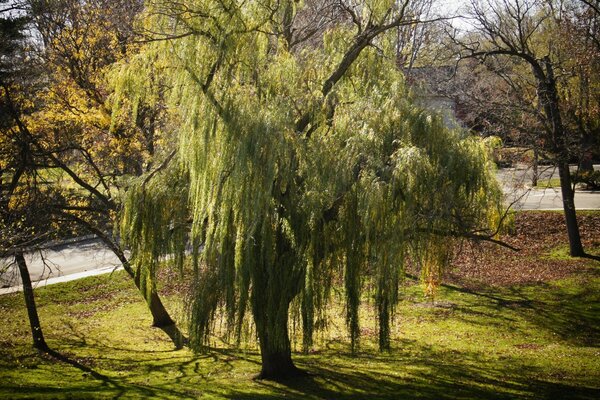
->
xmin=3 ymin=336 xmax=598 ymax=400
xmin=3 ymin=278 xmax=599 ymax=399
xmin=5 ymin=344 xmax=597 ymax=400
xmin=441 ymin=279 xmax=600 ymax=347
xmin=43 ymin=347 xmax=111 ymax=382
xmin=225 ymin=345 xmax=599 ymax=400
xmin=0 ymin=340 xmax=205 ymax=399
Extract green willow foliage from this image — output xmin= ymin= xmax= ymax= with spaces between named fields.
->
xmin=117 ymin=0 xmax=503 ymax=363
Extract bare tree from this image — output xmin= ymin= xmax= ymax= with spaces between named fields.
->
xmin=448 ymin=0 xmax=591 ymax=256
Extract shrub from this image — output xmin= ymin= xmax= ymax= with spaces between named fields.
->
xmin=572 ymin=170 xmax=600 ymax=190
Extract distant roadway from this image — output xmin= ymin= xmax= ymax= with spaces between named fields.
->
xmin=1 ymin=239 xmax=123 ymax=295
xmin=499 ymin=164 xmax=600 ymax=211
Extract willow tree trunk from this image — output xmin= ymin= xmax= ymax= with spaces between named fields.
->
xmin=254 ymin=302 xmax=299 ymax=380
xmin=122 ymin=258 xmax=185 ymax=347
xmin=15 ymin=252 xmax=48 ymax=351
xmin=131 ymin=269 xmax=175 ymax=327
xmin=250 ymin=223 xmax=304 ymax=380
xmin=75 ymin=226 xmax=180 ymax=333
xmin=126 ymin=262 xmax=187 ymax=348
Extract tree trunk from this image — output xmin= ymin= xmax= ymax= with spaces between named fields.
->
xmin=133 ymin=272 xmax=175 ymax=327
xmin=579 ymin=132 xmax=594 ymax=172
xmin=107 ymin=239 xmax=184 ymax=347
xmin=73 ymin=223 xmax=180 ymax=331
xmin=250 ymin=222 xmax=304 ymax=380
xmin=557 ymin=161 xmax=585 ymax=256
xmin=531 ymin=144 xmax=539 ymax=187
xmin=101 ymin=234 xmax=173 ymax=327
xmin=533 ymin=58 xmax=585 ymax=257
xmin=15 ymin=252 xmax=48 ymax=351
xmin=58 ymin=217 xmax=185 ymax=347
xmin=378 ymin=296 xmax=390 ymax=351
xmin=128 ymin=263 xmax=185 ymax=348
xmin=254 ymin=301 xmax=302 ymax=380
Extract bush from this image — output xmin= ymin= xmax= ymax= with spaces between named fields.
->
xmin=572 ymin=170 xmax=600 ymax=190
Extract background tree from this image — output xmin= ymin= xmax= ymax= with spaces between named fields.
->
xmin=2 ymin=0 xmax=185 ymax=346
xmin=550 ymin=0 xmax=600 ymax=172
xmin=51 ymin=0 xmax=175 ymax=325
xmin=118 ymin=0 xmax=505 ymax=380
xmin=449 ymin=57 xmax=549 ymax=185
xmin=0 ymin=6 xmax=54 ymax=351
xmin=448 ymin=0 xmax=596 ymax=256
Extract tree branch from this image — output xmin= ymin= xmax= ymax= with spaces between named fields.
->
xmin=141 ymin=149 xmax=177 ymax=189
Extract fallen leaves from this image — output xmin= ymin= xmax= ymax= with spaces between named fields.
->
xmin=447 ymin=212 xmax=600 ymax=288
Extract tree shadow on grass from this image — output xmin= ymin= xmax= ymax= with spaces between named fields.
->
xmin=3 ymin=338 xmax=597 ymax=400
xmin=224 ymin=345 xmax=599 ymax=400
xmin=4 ymin=276 xmax=598 ymax=399
xmin=0 ymin=346 xmax=127 ymax=398
xmin=440 ymin=280 xmax=600 ymax=347
xmin=43 ymin=347 xmax=112 ymax=382
xmin=581 ymin=253 xmax=600 ymax=262
xmin=1 ymin=345 xmax=200 ymax=399
xmin=217 ymin=279 xmax=600 ymax=400
xmin=504 ymin=284 xmax=599 ymax=346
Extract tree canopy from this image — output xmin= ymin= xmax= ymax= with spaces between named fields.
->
xmin=112 ymin=0 xmax=505 ymax=379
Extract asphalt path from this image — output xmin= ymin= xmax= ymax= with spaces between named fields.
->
xmin=0 ymin=238 xmax=123 ymax=295
xmin=500 ymin=164 xmax=600 ymax=210
xmin=1 ymin=164 xmax=599 ymax=295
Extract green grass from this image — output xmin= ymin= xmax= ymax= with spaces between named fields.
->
xmin=1 ymin=270 xmax=599 ymax=399
xmin=534 ymin=177 xmax=562 ymax=188
xmin=542 ymin=244 xmax=576 ymax=260
xmin=542 ymin=244 xmax=600 ymax=260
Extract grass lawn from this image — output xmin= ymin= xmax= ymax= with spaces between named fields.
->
xmin=533 ymin=177 xmax=562 ymax=188
xmin=0 ymin=212 xmax=599 ymax=399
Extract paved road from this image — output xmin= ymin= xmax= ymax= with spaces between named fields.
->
xmin=496 ymin=164 xmax=559 ymax=188
xmin=500 ymin=164 xmax=600 ymax=210
xmin=496 ymin=164 xmax=599 ymax=189
xmin=1 ymin=165 xmax=599 ymax=295
xmin=506 ymin=187 xmax=600 ymax=211
xmin=0 ymin=238 xmax=123 ymax=295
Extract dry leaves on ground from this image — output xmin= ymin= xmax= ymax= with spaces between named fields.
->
xmin=448 ymin=212 xmax=600 ymax=287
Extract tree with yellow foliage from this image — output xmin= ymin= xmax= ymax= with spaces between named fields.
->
xmin=0 ymin=9 xmax=53 ymax=351
xmin=7 ymin=0 xmax=184 ymax=346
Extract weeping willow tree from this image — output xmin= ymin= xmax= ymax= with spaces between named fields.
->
xmin=117 ymin=0 xmax=505 ymax=380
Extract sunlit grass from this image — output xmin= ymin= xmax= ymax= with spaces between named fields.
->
xmin=533 ymin=177 xmax=562 ymax=188
xmin=1 ymin=267 xmax=598 ymax=399
xmin=542 ymin=243 xmax=600 ymax=261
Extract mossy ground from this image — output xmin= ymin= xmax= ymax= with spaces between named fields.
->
xmin=1 ymin=213 xmax=599 ymax=399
